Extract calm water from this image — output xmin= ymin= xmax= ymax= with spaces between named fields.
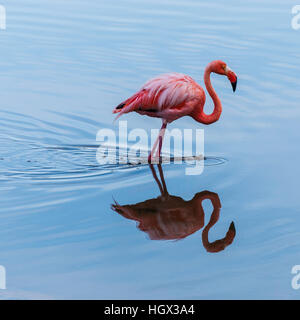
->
xmin=0 ymin=0 xmax=300 ymax=299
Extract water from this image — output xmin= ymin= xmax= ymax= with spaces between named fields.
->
xmin=0 ymin=0 xmax=300 ymax=299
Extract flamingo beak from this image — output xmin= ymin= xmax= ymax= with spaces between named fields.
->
xmin=231 ymin=79 xmax=237 ymax=92
xmin=225 ymin=66 xmax=237 ymax=92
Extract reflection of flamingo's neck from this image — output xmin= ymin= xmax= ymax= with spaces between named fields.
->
xmin=202 ymin=206 xmax=236 ymax=253
xmin=191 ymin=190 xmax=235 ymax=253
xmin=201 ymin=205 xmax=221 ymax=251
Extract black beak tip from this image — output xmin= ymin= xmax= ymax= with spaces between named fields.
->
xmin=231 ymin=80 xmax=237 ymax=92
xmin=229 ymin=221 xmax=236 ymax=232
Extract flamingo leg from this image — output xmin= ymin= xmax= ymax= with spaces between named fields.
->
xmin=157 ymin=163 xmax=168 ymax=195
xmin=149 ymin=163 xmax=169 ymax=197
xmin=155 ymin=121 xmax=167 ymax=160
xmin=148 ymin=120 xmax=167 ymax=163
xmin=149 ymin=163 xmax=164 ymax=195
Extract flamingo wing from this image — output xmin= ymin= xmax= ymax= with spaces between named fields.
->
xmin=113 ymin=73 xmax=203 ymax=121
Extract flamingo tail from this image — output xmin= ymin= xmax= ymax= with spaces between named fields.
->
xmin=113 ymin=102 xmax=127 ymax=122
xmin=113 ymin=91 xmax=145 ymax=122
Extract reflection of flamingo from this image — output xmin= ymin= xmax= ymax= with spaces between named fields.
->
xmin=111 ymin=164 xmax=236 ymax=253
xmin=113 ymin=60 xmax=237 ymax=162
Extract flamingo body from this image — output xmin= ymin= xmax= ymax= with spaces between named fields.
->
xmin=113 ymin=73 xmax=205 ymax=123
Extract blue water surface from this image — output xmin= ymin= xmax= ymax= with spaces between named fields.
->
xmin=0 ymin=0 xmax=300 ymax=299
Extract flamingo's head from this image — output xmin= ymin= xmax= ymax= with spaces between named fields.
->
xmin=211 ymin=60 xmax=238 ymax=92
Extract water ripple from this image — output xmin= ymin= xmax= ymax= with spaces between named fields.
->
xmin=0 ymin=138 xmax=226 ymax=183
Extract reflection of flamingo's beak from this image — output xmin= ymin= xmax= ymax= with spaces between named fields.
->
xmin=225 ymin=221 xmax=236 ymax=244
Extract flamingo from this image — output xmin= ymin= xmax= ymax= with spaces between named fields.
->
xmin=112 ymin=164 xmax=236 ymax=252
xmin=113 ymin=60 xmax=237 ymax=163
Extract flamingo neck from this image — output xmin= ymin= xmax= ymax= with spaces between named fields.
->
xmin=193 ymin=64 xmax=222 ymax=124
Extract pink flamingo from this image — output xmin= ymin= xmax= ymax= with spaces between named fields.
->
xmin=112 ymin=164 xmax=236 ymax=252
xmin=113 ymin=60 xmax=237 ymax=162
